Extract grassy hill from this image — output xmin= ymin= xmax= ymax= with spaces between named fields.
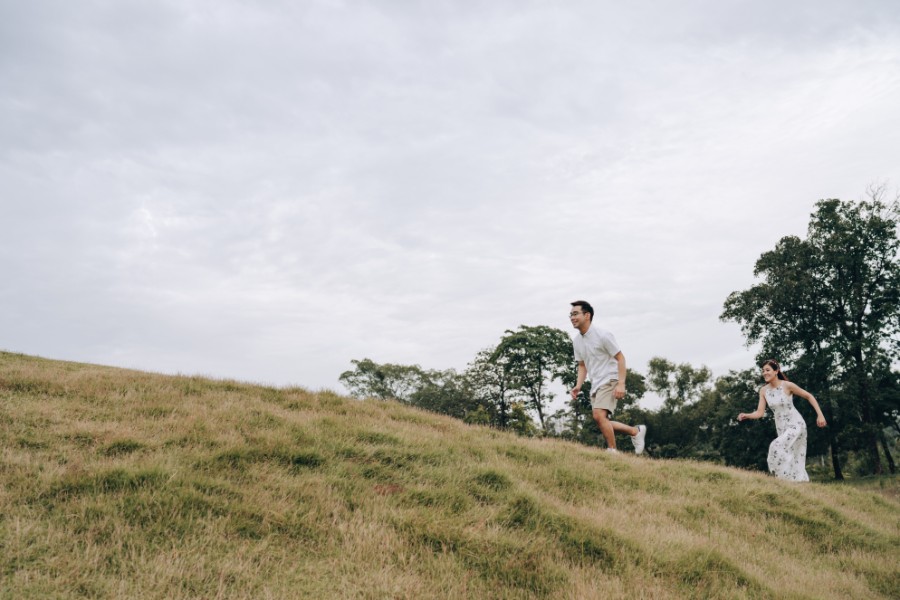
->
xmin=1 ymin=351 xmax=897 ymax=599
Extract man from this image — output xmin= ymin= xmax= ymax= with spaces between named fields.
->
xmin=569 ymin=300 xmax=647 ymax=454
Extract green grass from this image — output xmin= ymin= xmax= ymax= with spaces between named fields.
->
xmin=1 ymin=350 xmax=898 ymax=599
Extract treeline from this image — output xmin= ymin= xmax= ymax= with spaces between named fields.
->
xmin=340 ymin=194 xmax=899 ymax=479
xmin=340 ymin=347 xmax=898 ymax=479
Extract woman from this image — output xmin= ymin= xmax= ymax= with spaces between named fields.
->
xmin=738 ymin=360 xmax=827 ymax=482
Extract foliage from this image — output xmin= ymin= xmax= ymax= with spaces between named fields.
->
xmin=339 ymin=358 xmax=490 ymax=423
xmin=646 ymin=356 xmax=713 ymax=413
xmin=408 ymin=368 xmax=480 ymax=420
xmin=338 ymin=358 xmax=427 ymax=403
xmin=464 ymin=348 xmax=516 ymax=430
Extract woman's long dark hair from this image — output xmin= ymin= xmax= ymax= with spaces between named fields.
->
xmin=762 ymin=359 xmax=789 ymax=381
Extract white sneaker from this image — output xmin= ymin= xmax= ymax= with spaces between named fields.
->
xmin=605 ymin=448 xmax=619 ymax=454
xmin=632 ymin=425 xmax=647 ymax=455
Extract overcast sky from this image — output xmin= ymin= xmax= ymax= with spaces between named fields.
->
xmin=2 ymin=1 xmax=899 ymax=410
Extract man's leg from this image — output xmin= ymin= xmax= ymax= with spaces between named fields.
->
xmin=593 ymin=409 xmax=638 ymax=449
xmin=593 ymin=408 xmax=615 ymax=448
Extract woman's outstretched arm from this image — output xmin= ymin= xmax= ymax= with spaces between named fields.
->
xmin=785 ymin=381 xmax=827 ymax=427
xmin=738 ymin=388 xmax=768 ymax=421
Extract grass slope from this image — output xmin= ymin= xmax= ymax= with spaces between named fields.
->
xmin=1 ymin=351 xmax=898 ymax=599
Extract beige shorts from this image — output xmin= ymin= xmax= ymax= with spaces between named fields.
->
xmin=590 ymin=380 xmax=619 ymax=414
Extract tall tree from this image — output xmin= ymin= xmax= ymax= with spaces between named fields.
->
xmin=491 ymin=325 xmax=575 ymax=433
xmin=722 ymin=192 xmax=900 ymax=477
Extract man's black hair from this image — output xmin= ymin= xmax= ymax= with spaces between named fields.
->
xmin=571 ymin=300 xmax=593 ymax=321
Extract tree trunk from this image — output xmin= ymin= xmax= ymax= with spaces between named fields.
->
xmin=568 ymin=395 xmax=583 ymax=438
xmin=830 ymin=439 xmax=844 ymax=480
xmin=531 ymin=388 xmax=546 ymax=432
xmin=852 ymin=348 xmax=883 ymax=474
xmin=879 ymin=429 xmax=896 ymax=474
xmin=823 ymin=397 xmax=844 ymax=480
xmin=860 ymin=410 xmax=884 ymax=475
xmin=498 ymin=397 xmax=508 ymax=429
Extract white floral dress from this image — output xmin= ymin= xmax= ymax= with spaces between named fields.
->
xmin=765 ymin=385 xmax=809 ymax=482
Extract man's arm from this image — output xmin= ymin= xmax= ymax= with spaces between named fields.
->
xmin=614 ymin=351 xmax=626 ymax=399
xmin=571 ymin=361 xmax=587 ymax=400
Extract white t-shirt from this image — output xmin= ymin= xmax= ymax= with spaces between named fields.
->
xmin=572 ymin=325 xmax=621 ymax=386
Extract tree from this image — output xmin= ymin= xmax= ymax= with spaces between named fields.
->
xmin=630 ymin=358 xmax=713 ymax=457
xmin=491 ymin=325 xmax=575 ymax=434
xmin=646 ymin=357 xmax=713 ymax=413
xmin=505 ymin=402 xmax=541 ymax=437
xmin=339 ymin=358 xmax=486 ymax=421
xmin=338 ymin=358 xmax=427 ymax=402
xmin=722 ymin=192 xmax=900 ymax=477
xmin=409 ymin=368 xmax=482 ymax=420
xmin=464 ymin=348 xmax=516 ymax=429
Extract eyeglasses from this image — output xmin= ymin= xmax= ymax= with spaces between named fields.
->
xmin=569 ymin=311 xmax=583 ymax=317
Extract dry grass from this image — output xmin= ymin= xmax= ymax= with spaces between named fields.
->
xmin=1 ymin=350 xmax=898 ymax=599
